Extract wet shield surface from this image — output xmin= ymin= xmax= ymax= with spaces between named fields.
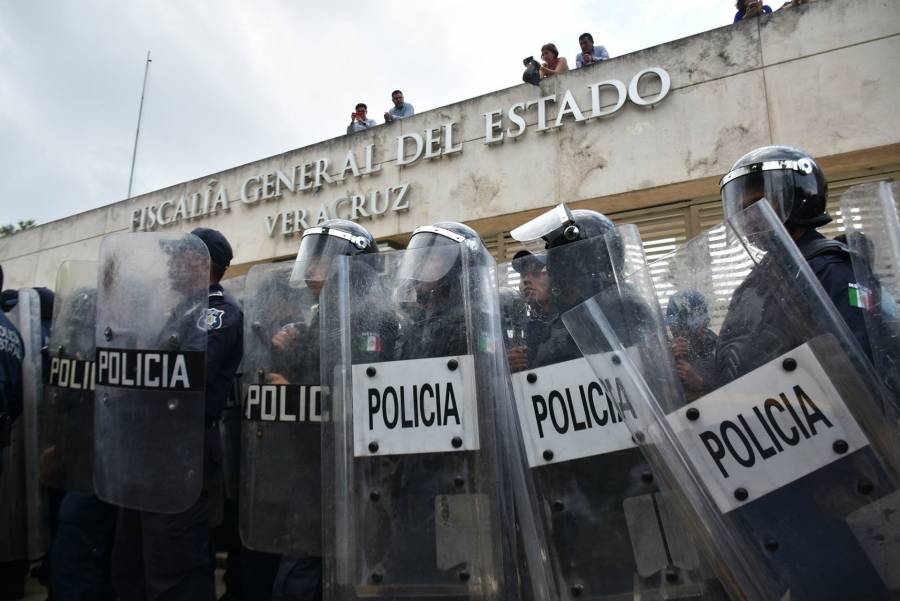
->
xmin=220 ymin=274 xmax=246 ymax=501
xmin=94 ymin=232 xmax=209 ymax=513
xmin=563 ymin=202 xmax=900 ymax=601
xmin=239 ymin=263 xmax=324 ymax=555
xmin=500 ymin=227 xmax=719 ymax=600
xmin=0 ymin=289 xmax=50 ymax=560
xmin=320 ymin=244 xmax=515 ymax=600
xmin=39 ymin=261 xmax=98 ymax=493
xmin=841 ymin=181 xmax=900 ymax=408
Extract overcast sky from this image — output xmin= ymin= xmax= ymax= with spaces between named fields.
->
xmin=0 ymin=1 xmax=734 ymax=227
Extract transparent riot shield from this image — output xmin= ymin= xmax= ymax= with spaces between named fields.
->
xmin=563 ymin=201 xmax=900 ymax=601
xmin=0 ymin=289 xmax=50 ymax=561
xmin=499 ymin=228 xmax=721 ymax=600
xmin=220 ymin=274 xmax=246 ymax=502
xmin=94 ymin=232 xmax=209 ymax=513
xmin=39 ymin=260 xmax=98 ymax=493
xmin=239 ymin=263 xmax=324 ymax=554
xmin=841 ymin=181 xmax=900 ymax=408
xmin=320 ymin=243 xmax=516 ymax=600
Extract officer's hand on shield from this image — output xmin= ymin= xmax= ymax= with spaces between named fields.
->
xmin=671 ymin=336 xmax=690 ymax=359
xmin=507 ymin=346 xmax=528 ymax=372
xmin=271 ymin=323 xmax=302 ymax=351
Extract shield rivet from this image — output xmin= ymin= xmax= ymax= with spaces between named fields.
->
xmin=857 ymin=479 xmax=875 ymax=495
xmin=458 ymin=570 xmax=470 ymax=582
xmin=686 ymin=407 xmax=700 ymax=421
xmin=551 ymin=499 xmax=565 ymax=512
xmin=371 ymin=572 xmax=383 ymax=584
xmin=542 ymin=449 xmax=554 ymax=461
xmin=451 ymin=436 xmax=463 ymax=449
xmin=447 ymin=359 xmax=458 ymax=371
xmin=665 ymin=568 xmax=678 ymax=583
xmin=734 ymin=487 xmax=749 ymax=501
xmin=366 ymin=366 xmax=377 ymax=377
xmin=257 ymin=368 xmax=265 ymax=382
xmin=169 ymin=334 xmax=179 ymax=346
xmin=454 ymin=475 xmax=465 ymax=488
xmin=633 ymin=431 xmax=645 ymax=444
xmin=570 ymin=583 xmax=584 ymax=597
xmin=369 ymin=490 xmax=380 ymax=502
xmin=641 ymin=471 xmax=654 ymax=484
xmin=611 ymin=354 xmax=621 ymax=365
xmin=102 ymin=394 xmax=110 ymax=406
xmin=526 ymin=373 xmax=537 ymax=384
xmin=104 ymin=327 xmax=113 ymax=341
xmin=782 ymin=358 xmax=797 ymax=372
xmin=256 ymin=427 xmax=263 ymax=439
xmin=368 ymin=441 xmax=379 ymax=453
xmin=764 ymin=538 xmax=780 ymax=552
xmin=833 ymin=439 xmax=849 ymax=454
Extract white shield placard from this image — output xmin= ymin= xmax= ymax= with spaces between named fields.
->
xmin=511 ymin=355 xmax=638 ymax=468
xmin=666 ymin=343 xmax=870 ymax=514
xmin=352 ymin=355 xmax=479 ymax=457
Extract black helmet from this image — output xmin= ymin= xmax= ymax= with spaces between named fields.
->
xmin=512 ymin=204 xmax=622 ymax=291
xmin=721 ymin=145 xmax=829 ymax=228
xmin=398 ymin=221 xmax=489 ymax=283
xmin=289 ymin=219 xmax=377 ymax=286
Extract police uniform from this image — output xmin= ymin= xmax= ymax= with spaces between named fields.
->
xmin=0 ymin=305 xmax=24 ymax=459
xmin=112 ymin=230 xmax=243 ymax=601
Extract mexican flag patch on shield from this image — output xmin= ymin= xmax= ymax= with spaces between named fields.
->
xmin=359 ymin=332 xmax=382 ymax=353
xmin=848 ymin=283 xmax=874 ymax=311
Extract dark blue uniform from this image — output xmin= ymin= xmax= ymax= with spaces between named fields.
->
xmin=797 ymin=229 xmax=873 ymax=359
xmin=112 ymin=284 xmax=243 ymax=601
xmin=0 ymin=309 xmax=24 ymax=446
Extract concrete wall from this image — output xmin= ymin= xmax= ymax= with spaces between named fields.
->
xmin=2 ymin=0 xmax=899 ymax=288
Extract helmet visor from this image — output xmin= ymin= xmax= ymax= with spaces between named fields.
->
xmin=289 ymin=229 xmax=359 ymax=287
xmin=510 ymin=204 xmax=575 ymax=252
xmin=397 ymin=230 xmax=462 ymax=283
xmin=722 ymin=167 xmax=796 ymax=222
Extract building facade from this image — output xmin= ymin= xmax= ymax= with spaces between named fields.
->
xmin=2 ymin=0 xmax=899 ymax=286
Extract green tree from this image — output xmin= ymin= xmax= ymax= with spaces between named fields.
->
xmin=0 ymin=220 xmax=37 ymax=237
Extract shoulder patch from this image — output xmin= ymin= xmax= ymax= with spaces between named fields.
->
xmin=199 ymin=307 xmax=226 ymax=330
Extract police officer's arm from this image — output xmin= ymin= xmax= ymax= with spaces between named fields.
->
xmin=206 ymin=300 xmax=243 ymax=403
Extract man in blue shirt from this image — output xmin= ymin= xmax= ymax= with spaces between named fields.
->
xmin=575 ymin=32 xmax=609 ymax=68
xmin=346 ymin=103 xmax=376 ymax=134
xmin=384 ymin=89 xmax=414 ymax=123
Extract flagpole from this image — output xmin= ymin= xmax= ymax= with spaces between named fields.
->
xmin=127 ymin=50 xmax=152 ymax=199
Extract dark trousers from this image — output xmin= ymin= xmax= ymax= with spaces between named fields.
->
xmin=272 ymin=556 xmax=322 ymax=601
xmin=51 ymin=492 xmax=117 ymax=601
xmin=111 ymin=494 xmax=214 ymax=601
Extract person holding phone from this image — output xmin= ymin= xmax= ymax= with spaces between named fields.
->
xmin=734 ymin=0 xmax=773 ymax=21
xmin=538 ymin=43 xmax=568 ymax=79
xmin=346 ymin=102 xmax=376 ymax=134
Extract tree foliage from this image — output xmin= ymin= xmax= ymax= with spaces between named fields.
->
xmin=0 ymin=220 xmax=36 ymax=237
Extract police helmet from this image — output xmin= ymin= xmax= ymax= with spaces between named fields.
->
xmin=665 ymin=290 xmax=710 ymax=335
xmin=721 ymin=145 xmax=829 ymax=228
xmin=398 ymin=222 xmax=489 ymax=283
xmin=289 ymin=219 xmax=378 ymax=286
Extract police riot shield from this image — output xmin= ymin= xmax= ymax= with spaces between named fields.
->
xmin=320 ymin=243 xmax=516 ymax=600
xmin=841 ymin=181 xmax=900 ymax=407
xmin=220 ymin=274 xmax=246 ymax=501
xmin=238 ymin=263 xmax=323 ymax=554
xmin=563 ymin=201 xmax=900 ymax=601
xmin=94 ymin=232 xmax=209 ymax=513
xmin=0 ymin=289 xmax=50 ymax=561
xmin=500 ymin=226 xmax=721 ymax=600
xmin=39 ymin=260 xmax=97 ymax=493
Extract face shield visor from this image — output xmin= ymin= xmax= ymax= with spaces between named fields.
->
xmin=510 ymin=204 xmax=577 ymax=252
xmin=721 ymin=158 xmax=815 ymax=222
xmin=396 ymin=226 xmax=465 ymax=284
xmin=289 ymin=227 xmax=369 ymax=288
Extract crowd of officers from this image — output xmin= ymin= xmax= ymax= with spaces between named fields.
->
xmin=0 ymin=142 xmax=895 ymax=601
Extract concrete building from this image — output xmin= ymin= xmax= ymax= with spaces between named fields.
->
xmin=2 ymin=0 xmax=899 ymax=287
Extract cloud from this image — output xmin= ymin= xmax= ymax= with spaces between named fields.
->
xmin=0 ymin=0 xmax=736 ymax=226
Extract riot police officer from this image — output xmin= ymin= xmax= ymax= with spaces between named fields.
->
xmin=0 ymin=265 xmax=26 ymax=599
xmin=720 ymin=145 xmax=872 ymax=362
xmin=111 ymin=228 xmax=243 ymax=601
xmin=268 ymin=219 xmax=387 ymax=601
